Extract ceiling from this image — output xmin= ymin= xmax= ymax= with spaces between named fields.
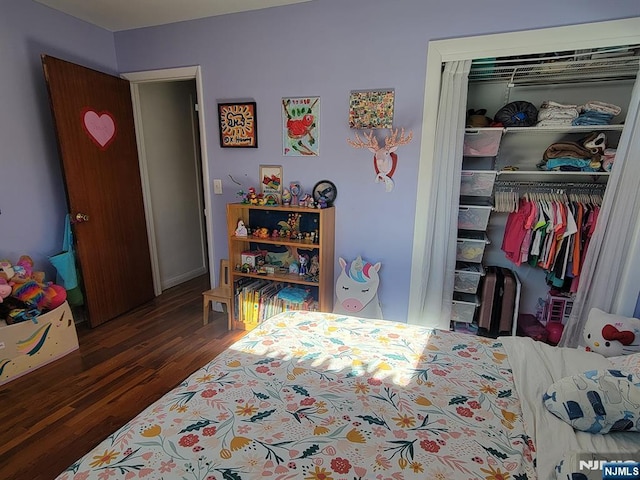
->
xmin=33 ymin=0 xmax=313 ymax=32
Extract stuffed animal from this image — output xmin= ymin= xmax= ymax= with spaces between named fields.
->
xmin=0 ymin=278 xmax=11 ymax=303
xmin=6 ymin=256 xmax=46 ymax=284
xmin=1 ymin=256 xmax=67 ymax=311
xmin=0 ymin=260 xmax=15 ymax=281
xmin=583 ymin=308 xmax=640 ymax=357
xmin=12 ymin=280 xmax=66 ymax=311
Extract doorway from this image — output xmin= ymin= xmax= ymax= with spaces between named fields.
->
xmin=122 ymin=66 xmax=215 ymax=295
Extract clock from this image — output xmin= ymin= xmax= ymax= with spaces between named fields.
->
xmin=312 ymin=180 xmax=337 ymax=207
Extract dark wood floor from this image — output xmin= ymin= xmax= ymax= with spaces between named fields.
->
xmin=0 ymin=275 xmax=246 ymax=480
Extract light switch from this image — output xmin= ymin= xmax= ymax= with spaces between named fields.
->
xmin=213 ymin=178 xmax=223 ymax=194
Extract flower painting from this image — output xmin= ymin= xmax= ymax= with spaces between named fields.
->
xmin=282 ymin=96 xmax=319 ymax=156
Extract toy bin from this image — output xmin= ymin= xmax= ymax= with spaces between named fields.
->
xmin=463 ymin=128 xmax=503 ymax=157
xmin=0 ymin=301 xmax=78 ymax=385
xmin=451 ymin=293 xmax=479 ymax=323
xmin=458 ymin=197 xmax=493 ymax=231
xmin=456 ymin=231 xmax=489 ymax=263
xmin=454 ymin=262 xmax=485 ymax=294
xmin=460 ymin=170 xmax=497 ymax=197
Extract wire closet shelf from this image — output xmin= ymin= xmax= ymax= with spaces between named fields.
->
xmin=469 ymin=46 xmax=640 ymax=86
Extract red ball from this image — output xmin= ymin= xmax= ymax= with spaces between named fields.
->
xmin=546 ymin=322 xmax=564 ymax=345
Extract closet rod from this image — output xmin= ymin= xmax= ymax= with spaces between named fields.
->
xmin=495 ymin=181 xmax=606 ymax=189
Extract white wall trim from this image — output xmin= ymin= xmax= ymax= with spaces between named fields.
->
xmin=122 ymin=65 xmax=216 ymax=295
xmin=127 ymin=82 xmax=162 ymax=295
xmin=409 ymin=17 xmax=640 ymax=323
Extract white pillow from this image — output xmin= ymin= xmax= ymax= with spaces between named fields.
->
xmin=583 ymin=308 xmax=640 ymax=357
xmin=609 ymin=352 xmax=640 ymax=376
xmin=543 ymin=369 xmax=640 ymax=434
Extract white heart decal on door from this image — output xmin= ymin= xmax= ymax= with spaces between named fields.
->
xmin=82 ymin=109 xmax=116 ymax=150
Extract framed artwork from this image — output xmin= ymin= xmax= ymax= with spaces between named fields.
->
xmin=218 ymin=102 xmax=258 ymax=148
xmin=282 ymin=96 xmax=319 ymax=156
xmin=260 ymin=164 xmax=283 ymax=205
xmin=349 ymin=89 xmax=395 ymax=129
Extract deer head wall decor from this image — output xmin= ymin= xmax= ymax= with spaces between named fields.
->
xmin=347 ymin=128 xmax=413 ymax=192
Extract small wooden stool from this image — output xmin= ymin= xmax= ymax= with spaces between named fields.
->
xmin=203 ymin=259 xmax=233 ymax=330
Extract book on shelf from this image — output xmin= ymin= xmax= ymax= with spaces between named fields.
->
xmin=233 ymin=280 xmax=317 ymax=326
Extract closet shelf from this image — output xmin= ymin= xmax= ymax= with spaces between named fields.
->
xmin=470 ymin=52 xmax=639 ymax=86
xmin=496 ymin=170 xmax=610 ymax=184
xmin=465 ymin=125 xmax=624 ymax=135
xmin=503 ymin=125 xmax=624 ymax=134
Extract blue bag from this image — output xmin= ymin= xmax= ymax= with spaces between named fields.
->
xmin=49 ymin=214 xmax=83 ymax=305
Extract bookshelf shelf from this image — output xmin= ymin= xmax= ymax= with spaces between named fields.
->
xmin=233 ymin=271 xmax=320 ymax=287
xmin=226 ymin=203 xmax=335 ymax=330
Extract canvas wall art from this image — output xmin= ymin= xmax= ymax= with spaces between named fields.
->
xmin=349 ymin=89 xmax=395 ymax=129
xmin=282 ymin=96 xmax=319 ymax=156
xmin=218 ymin=102 xmax=258 ymax=148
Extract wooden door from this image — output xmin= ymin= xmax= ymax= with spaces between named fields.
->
xmin=42 ymin=55 xmax=155 ymax=327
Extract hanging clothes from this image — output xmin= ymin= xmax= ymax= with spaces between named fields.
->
xmin=500 ymin=187 xmax=602 ymax=288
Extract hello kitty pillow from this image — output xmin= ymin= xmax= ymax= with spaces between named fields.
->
xmin=583 ymin=308 xmax=640 ymax=357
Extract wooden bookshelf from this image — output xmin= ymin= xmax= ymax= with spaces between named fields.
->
xmin=226 ymin=203 xmax=335 ymax=330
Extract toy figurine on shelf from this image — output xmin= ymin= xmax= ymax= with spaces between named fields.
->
xmin=298 ymin=254 xmax=309 ymax=276
xmin=237 ymin=190 xmax=249 ymax=204
xmin=235 ymin=219 xmax=248 ymax=237
xmin=282 ymin=188 xmax=291 ymax=206
xmin=247 ymin=187 xmax=259 ymax=205
xmin=289 ymin=182 xmax=301 ymax=206
xmin=254 ymin=227 xmax=270 ymax=239
xmin=307 ymin=254 xmax=320 ymax=282
xmin=299 ymin=193 xmax=314 ymax=208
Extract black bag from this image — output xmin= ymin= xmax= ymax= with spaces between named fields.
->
xmin=494 ymin=101 xmax=538 ymax=127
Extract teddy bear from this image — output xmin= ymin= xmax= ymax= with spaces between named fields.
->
xmin=583 ymin=307 xmax=640 ymax=357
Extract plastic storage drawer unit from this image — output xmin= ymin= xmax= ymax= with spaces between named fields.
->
xmin=459 ymin=170 xmax=497 ymax=197
xmin=458 ymin=197 xmax=493 ymax=231
xmin=451 ymin=292 xmax=479 ymax=323
xmin=454 ymin=262 xmax=485 ymax=294
xmin=456 ymin=231 xmax=489 ymax=263
xmin=463 ymin=128 xmax=503 ymax=157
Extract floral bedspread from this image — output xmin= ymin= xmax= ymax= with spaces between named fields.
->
xmin=57 ymin=311 xmax=537 ymax=480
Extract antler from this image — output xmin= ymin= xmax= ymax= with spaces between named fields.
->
xmin=384 ymin=128 xmax=413 ymax=149
xmin=346 ymin=130 xmax=379 ymax=150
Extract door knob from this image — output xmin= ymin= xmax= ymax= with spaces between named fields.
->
xmin=75 ymin=213 xmax=89 ymax=223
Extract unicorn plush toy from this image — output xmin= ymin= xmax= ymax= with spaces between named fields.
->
xmin=333 ymin=256 xmax=382 ymax=319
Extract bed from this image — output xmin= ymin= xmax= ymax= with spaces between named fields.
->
xmin=55 ymin=310 xmax=639 ymax=480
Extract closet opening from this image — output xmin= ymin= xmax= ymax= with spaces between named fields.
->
xmin=459 ymin=45 xmax=640 ymax=335
xmin=407 ymin=18 xmax=640 ymax=338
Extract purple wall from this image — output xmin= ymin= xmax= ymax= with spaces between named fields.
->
xmin=114 ymin=0 xmax=640 ymax=321
xmin=2 ymin=0 xmax=639 ymax=321
xmin=0 ymin=0 xmax=117 ymax=278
